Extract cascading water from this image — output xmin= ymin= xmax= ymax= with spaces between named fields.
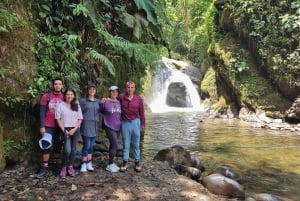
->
xmin=146 ymin=57 xmax=203 ymax=113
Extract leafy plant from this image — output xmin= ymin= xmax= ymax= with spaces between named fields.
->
xmin=0 ymin=7 xmax=23 ymax=33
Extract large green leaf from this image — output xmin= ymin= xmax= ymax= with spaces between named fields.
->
xmin=134 ymin=0 xmax=157 ymax=25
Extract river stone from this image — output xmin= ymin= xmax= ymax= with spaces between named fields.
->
xmin=174 ymin=164 xmax=201 ymax=180
xmin=285 ymin=95 xmax=300 ymax=124
xmin=153 ymin=145 xmax=194 ymax=167
xmin=246 ymin=193 xmax=293 ymax=201
xmin=213 ymin=164 xmax=241 ymax=182
xmin=202 ymin=173 xmax=245 ymax=199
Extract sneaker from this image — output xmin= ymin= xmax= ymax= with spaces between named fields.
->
xmin=111 ymin=163 xmax=120 ymax=171
xmin=120 ymin=164 xmax=128 ymax=172
xmin=60 ymin=167 xmax=67 ymax=178
xmin=80 ymin=163 xmax=87 ymax=172
xmin=36 ymin=167 xmax=49 ymax=179
xmin=68 ymin=166 xmax=75 ymax=177
xmin=86 ymin=161 xmax=94 ymax=171
xmin=106 ymin=164 xmax=119 ymax=173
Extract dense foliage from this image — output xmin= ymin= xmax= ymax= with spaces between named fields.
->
xmin=226 ymin=0 xmax=300 ymax=88
xmin=163 ymin=0 xmax=218 ymax=65
xmin=22 ymin=0 xmax=167 ymax=97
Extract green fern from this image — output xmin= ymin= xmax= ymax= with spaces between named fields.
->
xmin=87 ymin=49 xmax=115 ymax=76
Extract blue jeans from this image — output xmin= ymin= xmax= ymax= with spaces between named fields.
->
xmin=121 ymin=118 xmax=141 ymax=163
xmin=81 ymin=136 xmax=96 ymax=157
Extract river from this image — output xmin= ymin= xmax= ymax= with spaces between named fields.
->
xmin=141 ymin=112 xmax=300 ymax=200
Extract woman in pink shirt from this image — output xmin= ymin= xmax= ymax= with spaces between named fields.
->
xmin=55 ymin=89 xmax=83 ymax=178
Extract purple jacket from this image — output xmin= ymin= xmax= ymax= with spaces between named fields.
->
xmin=118 ymin=93 xmax=145 ymax=129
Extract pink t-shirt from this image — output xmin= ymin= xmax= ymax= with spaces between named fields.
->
xmin=40 ymin=92 xmax=64 ymax=127
xmin=55 ymin=102 xmax=83 ymax=127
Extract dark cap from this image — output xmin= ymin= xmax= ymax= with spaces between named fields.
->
xmin=87 ymin=81 xmax=96 ymax=89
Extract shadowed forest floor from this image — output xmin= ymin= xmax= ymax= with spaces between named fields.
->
xmin=0 ymin=156 xmax=237 ymax=201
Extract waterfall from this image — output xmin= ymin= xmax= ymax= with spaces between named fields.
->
xmin=146 ymin=57 xmax=202 ymax=113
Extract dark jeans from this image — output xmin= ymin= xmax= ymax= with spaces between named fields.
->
xmin=105 ymin=127 xmax=120 ymax=164
xmin=61 ymin=128 xmax=80 ymax=167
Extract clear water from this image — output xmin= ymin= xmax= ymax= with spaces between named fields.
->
xmin=141 ymin=112 xmax=300 ymax=200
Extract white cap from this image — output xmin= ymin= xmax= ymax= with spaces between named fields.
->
xmin=109 ymin=86 xmax=119 ymax=91
xmin=39 ymin=133 xmax=52 ymax=150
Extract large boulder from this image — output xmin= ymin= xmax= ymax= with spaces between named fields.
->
xmin=154 ymin=145 xmax=205 ymax=180
xmin=285 ymin=96 xmax=300 ymax=124
xmin=154 ymin=145 xmax=194 ymax=167
xmin=202 ymin=173 xmax=245 ymax=199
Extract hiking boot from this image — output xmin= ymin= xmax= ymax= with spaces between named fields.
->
xmin=106 ymin=163 xmax=119 ymax=173
xmin=135 ymin=161 xmax=142 ymax=172
xmin=80 ymin=163 xmax=87 ymax=172
xmin=135 ymin=164 xmax=142 ymax=172
xmin=36 ymin=167 xmax=49 ymax=179
xmin=60 ymin=166 xmax=67 ymax=178
xmin=120 ymin=162 xmax=128 ymax=172
xmin=68 ymin=165 xmax=75 ymax=177
xmin=86 ymin=161 xmax=94 ymax=171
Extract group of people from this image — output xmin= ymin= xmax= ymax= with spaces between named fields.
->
xmin=36 ymin=78 xmax=145 ymax=179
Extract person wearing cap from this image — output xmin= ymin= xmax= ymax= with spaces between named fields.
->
xmin=36 ymin=78 xmax=64 ymax=179
xmin=55 ymin=88 xmax=83 ymax=178
xmin=119 ymin=81 xmax=145 ymax=172
xmin=79 ymin=82 xmax=100 ymax=173
xmin=100 ymin=85 xmax=122 ymax=173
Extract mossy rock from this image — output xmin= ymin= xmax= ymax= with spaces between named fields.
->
xmin=0 ymin=125 xmax=5 ymax=172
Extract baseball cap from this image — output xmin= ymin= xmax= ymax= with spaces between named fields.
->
xmin=109 ymin=86 xmax=119 ymax=91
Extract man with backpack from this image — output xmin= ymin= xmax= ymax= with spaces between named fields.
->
xmin=36 ymin=78 xmax=64 ymax=179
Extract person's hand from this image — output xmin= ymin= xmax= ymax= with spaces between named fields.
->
xmin=40 ymin=127 xmax=45 ymax=135
xmin=100 ymin=97 xmax=107 ymax=103
xmin=67 ymin=129 xmax=74 ymax=136
xmin=141 ymin=126 xmax=145 ymax=134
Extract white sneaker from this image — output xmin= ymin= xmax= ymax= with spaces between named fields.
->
xmin=80 ymin=163 xmax=87 ymax=172
xmin=87 ymin=161 xmax=94 ymax=171
xmin=106 ymin=164 xmax=119 ymax=173
xmin=111 ymin=163 xmax=120 ymax=171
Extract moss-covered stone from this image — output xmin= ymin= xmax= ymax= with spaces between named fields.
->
xmin=0 ymin=1 xmax=38 ymax=168
xmin=0 ymin=124 xmax=5 ymax=172
xmin=207 ymin=33 xmax=291 ymax=115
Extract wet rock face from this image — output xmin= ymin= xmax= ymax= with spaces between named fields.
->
xmin=285 ymin=96 xmax=300 ymax=123
xmin=166 ymin=82 xmax=192 ymax=107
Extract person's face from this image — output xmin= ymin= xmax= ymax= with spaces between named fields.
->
xmin=53 ymin=80 xmax=63 ymax=93
xmin=126 ymin=83 xmax=135 ymax=95
xmin=65 ymin=91 xmax=75 ymax=103
xmin=109 ymin=89 xmax=118 ymax=99
xmin=88 ymin=87 xmax=96 ymax=96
